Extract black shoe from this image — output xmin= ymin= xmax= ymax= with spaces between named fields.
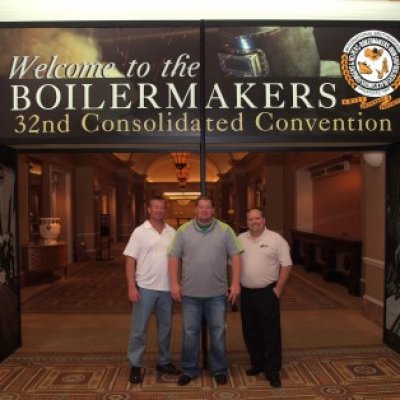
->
xmin=246 ymin=367 xmax=263 ymax=376
xmin=215 ymin=374 xmax=228 ymax=385
xmin=156 ymin=363 xmax=182 ymax=375
xmin=177 ymin=374 xmax=192 ymax=386
xmin=129 ymin=366 xmax=142 ymax=384
xmin=267 ymin=373 xmax=281 ymax=388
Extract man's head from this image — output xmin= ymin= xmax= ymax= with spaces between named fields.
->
xmin=195 ymin=195 xmax=214 ymax=224
xmin=147 ymin=196 xmax=167 ymax=222
xmin=246 ymin=208 xmax=266 ymax=236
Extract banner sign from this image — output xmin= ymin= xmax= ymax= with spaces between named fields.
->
xmin=0 ymin=23 xmax=399 ymax=146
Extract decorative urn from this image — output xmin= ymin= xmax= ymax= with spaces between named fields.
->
xmin=39 ymin=218 xmax=61 ymax=244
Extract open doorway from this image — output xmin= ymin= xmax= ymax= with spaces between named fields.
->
xmin=18 ymin=150 xmax=384 ymax=353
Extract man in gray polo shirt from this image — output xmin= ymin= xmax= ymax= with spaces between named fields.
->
xmin=168 ymin=195 xmax=243 ymax=386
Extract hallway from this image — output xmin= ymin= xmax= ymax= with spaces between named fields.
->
xmin=19 ymin=264 xmax=382 ymax=354
xmin=18 ymin=242 xmax=383 ymax=354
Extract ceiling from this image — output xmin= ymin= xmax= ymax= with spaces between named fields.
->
xmin=112 ymin=152 xmax=248 ymax=182
xmin=2 ymin=0 xmax=400 ymax=22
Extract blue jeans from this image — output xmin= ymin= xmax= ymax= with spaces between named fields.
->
xmin=128 ymin=287 xmax=173 ymax=367
xmin=181 ymin=295 xmax=227 ymax=378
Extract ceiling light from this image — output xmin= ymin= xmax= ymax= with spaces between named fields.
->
xmin=163 ymin=191 xmax=201 ymax=200
xmin=171 ymin=152 xmax=190 ymax=170
xmin=363 ymin=152 xmax=383 ymax=168
xmin=176 ymin=199 xmax=191 ymax=206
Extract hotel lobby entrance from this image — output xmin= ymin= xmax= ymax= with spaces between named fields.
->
xmin=2 ymin=19 xmax=400 ymax=398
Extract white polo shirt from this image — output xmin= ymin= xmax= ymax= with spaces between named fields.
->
xmin=238 ymin=228 xmax=292 ymax=289
xmin=123 ymin=220 xmax=176 ymax=291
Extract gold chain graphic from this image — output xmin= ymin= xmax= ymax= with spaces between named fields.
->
xmin=342 ymin=94 xmax=400 ymax=110
xmin=341 ymin=54 xmax=357 ymax=90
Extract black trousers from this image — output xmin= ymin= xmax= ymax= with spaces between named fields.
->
xmin=240 ymin=284 xmax=282 ymax=374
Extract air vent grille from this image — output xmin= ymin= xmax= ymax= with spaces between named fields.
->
xmin=310 ymin=161 xmax=350 ymax=179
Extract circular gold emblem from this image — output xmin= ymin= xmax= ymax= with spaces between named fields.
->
xmin=341 ymin=30 xmax=400 ymax=97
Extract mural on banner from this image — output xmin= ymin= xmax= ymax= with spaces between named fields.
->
xmin=0 ymin=26 xmax=201 ymax=144
xmin=204 ymin=25 xmax=400 ymax=140
xmin=0 ymin=24 xmax=399 ymax=145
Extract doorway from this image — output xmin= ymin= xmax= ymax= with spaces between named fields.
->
xmin=17 ymin=149 xmax=384 ymax=354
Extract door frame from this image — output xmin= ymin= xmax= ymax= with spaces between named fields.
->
xmin=0 ymin=145 xmax=21 ymax=362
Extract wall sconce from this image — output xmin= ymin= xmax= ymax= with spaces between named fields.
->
xmin=28 ymin=160 xmax=42 ymax=175
xmin=93 ymin=181 xmax=101 ymax=200
xmin=363 ymin=152 xmax=384 ymax=168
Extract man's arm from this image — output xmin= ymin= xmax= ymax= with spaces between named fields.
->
xmin=168 ymin=255 xmax=182 ymax=303
xmin=273 ymin=265 xmax=292 ymax=298
xmin=126 ymin=256 xmax=140 ymax=303
xmin=228 ymin=253 xmax=241 ymax=304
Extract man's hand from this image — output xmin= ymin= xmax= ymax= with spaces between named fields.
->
xmin=273 ymin=265 xmax=292 ymax=299
xmin=273 ymin=287 xmax=282 ymax=299
xmin=128 ymin=285 xmax=140 ymax=303
xmin=228 ymin=283 xmax=241 ymax=304
xmin=170 ymin=283 xmax=182 ymax=303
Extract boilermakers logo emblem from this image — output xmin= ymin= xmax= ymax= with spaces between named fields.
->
xmin=341 ymin=30 xmax=400 ymax=110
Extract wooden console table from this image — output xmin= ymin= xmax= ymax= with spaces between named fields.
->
xmin=23 ymin=241 xmax=68 ymax=278
xmin=291 ymin=230 xmax=362 ymax=296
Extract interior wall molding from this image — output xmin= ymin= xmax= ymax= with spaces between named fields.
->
xmin=363 ymin=294 xmax=384 ymax=307
xmin=363 ymin=256 xmax=385 ymax=270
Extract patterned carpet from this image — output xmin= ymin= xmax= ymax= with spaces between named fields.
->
xmin=22 ymin=258 xmax=131 ymax=313
xmin=21 ymin=259 xmax=343 ymax=313
xmin=2 ymin=346 xmax=400 ymax=399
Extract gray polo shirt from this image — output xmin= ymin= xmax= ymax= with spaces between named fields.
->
xmin=168 ymin=218 xmax=243 ymax=297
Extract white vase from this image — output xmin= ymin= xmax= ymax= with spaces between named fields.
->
xmin=39 ymin=218 xmax=61 ymax=244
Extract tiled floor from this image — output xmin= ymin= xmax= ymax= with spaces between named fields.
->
xmin=18 ymin=264 xmax=383 ymax=354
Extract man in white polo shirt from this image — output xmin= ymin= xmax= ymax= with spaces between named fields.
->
xmin=124 ymin=196 xmax=181 ymax=384
xmin=238 ymin=208 xmax=292 ymax=389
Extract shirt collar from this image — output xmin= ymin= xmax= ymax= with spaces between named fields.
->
xmin=144 ymin=220 xmax=170 ymax=231
xmin=193 ymin=218 xmax=216 ymax=233
xmin=245 ymin=227 xmax=268 ymax=239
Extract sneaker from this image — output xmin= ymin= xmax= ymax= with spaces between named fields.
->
xmin=156 ymin=363 xmax=182 ymax=375
xmin=266 ymin=373 xmax=281 ymax=388
xmin=214 ymin=374 xmax=228 ymax=385
xmin=246 ymin=367 xmax=263 ymax=376
xmin=129 ymin=366 xmax=142 ymax=384
xmin=177 ymin=374 xmax=192 ymax=386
